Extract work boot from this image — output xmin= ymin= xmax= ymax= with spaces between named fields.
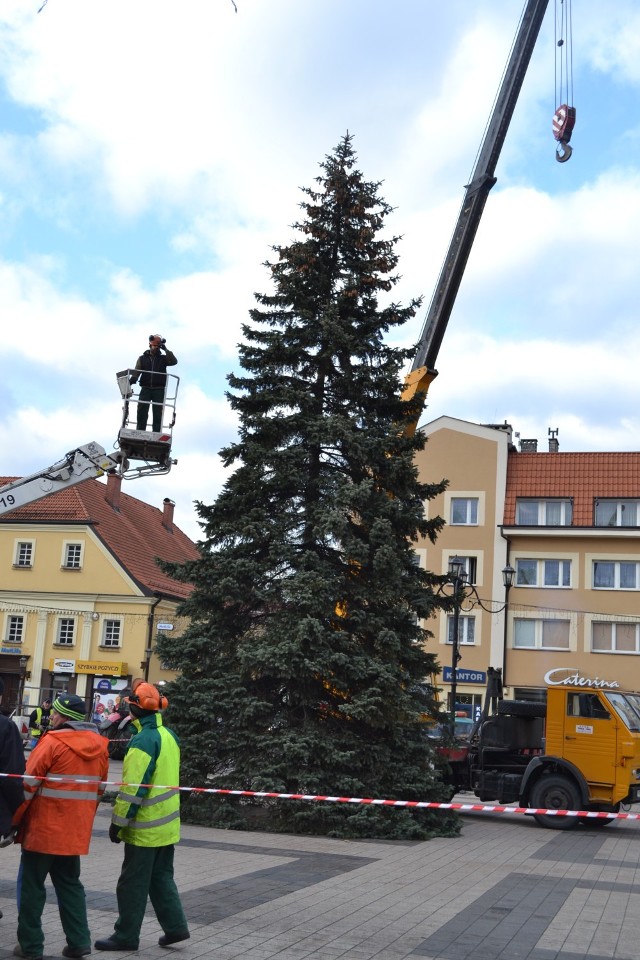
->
xmin=62 ymin=948 xmax=92 ymax=958
xmin=158 ymin=931 xmax=190 ymax=947
xmin=13 ymin=946 xmax=43 ymax=960
xmin=94 ymin=938 xmax=138 ymax=952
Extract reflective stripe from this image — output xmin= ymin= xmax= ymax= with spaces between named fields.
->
xmin=24 ymin=776 xmax=41 ymax=790
xmin=112 ymin=814 xmax=132 ymax=827
xmin=45 ymin=774 xmax=103 ymax=784
xmin=39 ymin=787 xmax=100 ymax=801
xmin=126 ymin=809 xmax=180 ymax=830
xmin=117 ymin=792 xmax=143 ymax=806
xmin=116 ymin=788 xmax=178 ymax=808
xmin=140 ymin=789 xmax=179 ymax=807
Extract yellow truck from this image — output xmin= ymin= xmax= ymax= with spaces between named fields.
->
xmin=445 ymin=677 xmax=640 ymax=829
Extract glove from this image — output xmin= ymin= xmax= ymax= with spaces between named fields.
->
xmin=109 ymin=823 xmax=122 ymax=844
xmin=0 ymin=827 xmax=17 ymax=848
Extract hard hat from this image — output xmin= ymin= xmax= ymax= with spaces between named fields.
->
xmin=125 ymin=678 xmax=168 ymax=712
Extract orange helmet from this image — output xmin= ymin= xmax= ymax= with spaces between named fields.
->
xmin=125 ymin=678 xmax=168 ymax=712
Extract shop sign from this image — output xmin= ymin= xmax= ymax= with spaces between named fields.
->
xmin=52 ymin=658 xmax=75 ymax=673
xmin=0 ymin=647 xmax=23 ymax=655
xmin=157 ymin=623 xmax=174 ymax=631
xmin=544 ymin=667 xmax=620 ymax=690
xmin=443 ymin=667 xmax=486 ymax=684
xmin=50 ymin=659 xmax=127 ymax=676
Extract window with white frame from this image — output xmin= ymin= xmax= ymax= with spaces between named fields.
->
xmin=56 ymin=618 xmax=75 ymax=646
xmin=450 ymin=498 xmax=478 ymax=526
xmin=595 ymin=500 xmax=640 ymax=528
xmin=101 ymin=619 xmax=122 ymax=649
xmin=515 ymin=558 xmax=571 ymax=588
xmin=455 ymin=556 xmax=477 ymax=584
xmin=63 ymin=543 xmax=83 ymax=569
xmin=593 ymin=561 xmax=640 ymax=590
xmin=6 ymin=615 xmax=24 ymax=644
xmin=592 ymin=621 xmax=640 ymax=654
xmin=447 ymin=615 xmax=476 ymax=645
xmin=513 ymin=618 xmax=570 ymax=649
xmin=515 ymin=499 xmax=572 ymax=526
xmin=14 ymin=541 xmax=34 ymax=567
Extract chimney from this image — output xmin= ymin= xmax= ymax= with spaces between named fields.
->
xmin=548 ymin=427 xmax=559 ymax=453
xmin=162 ymin=498 xmax=175 ymax=532
xmin=520 ymin=438 xmax=538 ymax=453
xmin=105 ymin=472 xmax=122 ymax=511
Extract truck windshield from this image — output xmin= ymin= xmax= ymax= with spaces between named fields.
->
xmin=605 ymin=693 xmax=640 ymax=731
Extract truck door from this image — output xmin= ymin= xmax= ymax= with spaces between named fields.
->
xmin=562 ymin=692 xmax=617 ymax=790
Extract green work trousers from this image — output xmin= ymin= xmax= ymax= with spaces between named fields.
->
xmin=18 ymin=850 xmax=90 ymax=957
xmin=112 ymin=843 xmax=188 ymax=947
xmin=137 ymin=386 xmax=165 ymax=431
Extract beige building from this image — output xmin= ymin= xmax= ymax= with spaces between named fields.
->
xmin=415 ymin=416 xmax=640 ymax=714
xmin=0 ymin=472 xmax=199 ymax=716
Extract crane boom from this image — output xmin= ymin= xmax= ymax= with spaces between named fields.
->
xmin=0 ymin=443 xmax=120 ymax=517
xmin=403 ymin=0 xmax=550 ymax=424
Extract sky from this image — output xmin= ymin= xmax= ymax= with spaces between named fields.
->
xmin=1 ymin=0 xmax=640 ymax=543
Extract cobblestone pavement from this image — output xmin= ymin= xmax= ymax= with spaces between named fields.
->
xmin=2 ymin=763 xmax=640 ymax=960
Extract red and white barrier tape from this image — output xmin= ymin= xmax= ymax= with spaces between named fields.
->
xmin=0 ymin=772 xmax=637 ymax=820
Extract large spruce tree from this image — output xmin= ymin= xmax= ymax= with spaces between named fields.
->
xmin=158 ymin=135 xmax=456 ymax=839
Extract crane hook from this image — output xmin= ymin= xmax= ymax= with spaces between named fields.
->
xmin=556 ymin=140 xmax=573 ymax=163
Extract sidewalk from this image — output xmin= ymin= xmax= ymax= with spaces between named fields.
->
xmin=2 ymin=762 xmax=640 ymax=960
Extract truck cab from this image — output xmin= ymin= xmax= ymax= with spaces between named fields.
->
xmin=446 ymin=682 xmax=640 ymax=828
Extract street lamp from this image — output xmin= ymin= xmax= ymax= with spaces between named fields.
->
xmin=18 ymin=655 xmax=28 ymax=712
xmin=446 ymin=557 xmax=514 ymax=734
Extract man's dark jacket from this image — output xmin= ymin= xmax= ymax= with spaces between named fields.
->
xmin=0 ymin=715 xmax=25 ymax=835
xmin=131 ymin=348 xmax=177 ymax=389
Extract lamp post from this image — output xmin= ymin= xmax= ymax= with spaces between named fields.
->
xmin=18 ymin=655 xmax=28 ymax=712
xmin=446 ymin=556 xmax=515 ymax=734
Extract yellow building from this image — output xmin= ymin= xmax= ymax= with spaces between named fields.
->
xmin=0 ymin=472 xmax=199 ymax=715
xmin=415 ymin=416 xmax=640 ymax=714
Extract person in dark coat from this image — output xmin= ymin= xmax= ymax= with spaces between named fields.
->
xmin=129 ymin=334 xmax=177 ymax=432
xmin=0 ymin=677 xmax=26 ymax=922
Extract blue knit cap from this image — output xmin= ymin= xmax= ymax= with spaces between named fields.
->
xmin=52 ymin=694 xmax=86 ymax=722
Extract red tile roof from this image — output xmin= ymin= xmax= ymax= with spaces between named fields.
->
xmin=504 ymin=451 xmax=640 ymax=526
xmin=0 ymin=475 xmax=199 ymax=600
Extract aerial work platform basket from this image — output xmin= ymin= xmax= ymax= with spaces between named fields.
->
xmin=115 ymin=370 xmax=179 ymax=479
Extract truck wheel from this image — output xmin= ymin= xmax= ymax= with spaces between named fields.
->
xmin=497 ymin=700 xmax=546 ymax=718
xmin=579 ymin=804 xmax=619 ymax=828
xmin=530 ymin=774 xmax=580 ymax=830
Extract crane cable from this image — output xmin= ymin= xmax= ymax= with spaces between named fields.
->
xmin=553 ymin=0 xmax=576 ymax=162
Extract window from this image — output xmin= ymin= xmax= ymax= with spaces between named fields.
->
xmin=56 ymin=618 xmax=75 ymax=646
xmin=101 ymin=619 xmax=122 ymax=649
xmin=515 ymin=499 xmax=572 ymax=526
xmin=593 ymin=561 xmax=640 ymax=590
xmin=6 ymin=615 xmax=24 ymax=644
xmin=447 ymin=615 xmax=476 ymax=645
xmin=457 ymin=556 xmax=477 ymax=584
xmin=513 ymin=618 xmax=570 ymax=649
xmin=567 ymin=693 xmax=610 ymax=719
xmin=515 ymin=558 xmax=571 ymax=588
xmin=14 ymin=541 xmax=34 ymax=567
xmin=451 ymin=498 xmax=478 ymax=525
xmin=595 ymin=499 xmax=640 ymax=528
xmin=592 ymin=621 xmax=640 ymax=654
xmin=63 ymin=543 xmax=83 ymax=569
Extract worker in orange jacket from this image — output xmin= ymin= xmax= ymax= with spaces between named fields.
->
xmin=11 ymin=693 xmax=109 ymax=960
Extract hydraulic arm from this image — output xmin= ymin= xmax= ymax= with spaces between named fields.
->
xmin=0 ymin=443 xmax=120 ymax=517
xmin=402 ymin=0 xmax=550 ymax=431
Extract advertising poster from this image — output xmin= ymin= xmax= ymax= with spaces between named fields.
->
xmin=92 ymin=677 xmax=130 ymax=723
